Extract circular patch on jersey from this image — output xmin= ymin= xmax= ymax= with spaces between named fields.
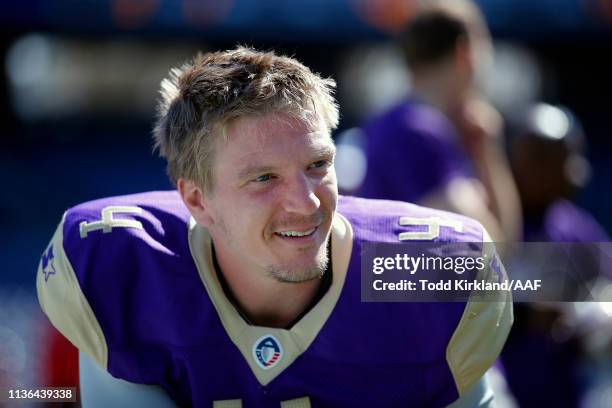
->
xmin=252 ymin=335 xmax=283 ymax=370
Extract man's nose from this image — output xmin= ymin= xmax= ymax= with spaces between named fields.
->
xmin=281 ymin=174 xmax=320 ymax=215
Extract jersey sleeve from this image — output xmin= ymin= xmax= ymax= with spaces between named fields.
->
xmin=445 ymin=228 xmax=513 ymax=397
xmin=36 ymin=213 xmax=109 ymax=370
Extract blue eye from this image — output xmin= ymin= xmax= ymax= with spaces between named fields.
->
xmin=309 ymin=160 xmax=328 ymax=169
xmin=253 ymin=174 xmax=273 ymax=183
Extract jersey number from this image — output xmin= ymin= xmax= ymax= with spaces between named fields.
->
xmin=214 ymin=397 xmax=310 ymax=407
xmin=79 ymin=206 xmax=144 ymax=238
xmin=398 ymin=216 xmax=463 ymax=241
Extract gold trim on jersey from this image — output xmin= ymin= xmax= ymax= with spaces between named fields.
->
xmin=37 ymin=213 xmax=109 ymax=369
xmin=213 ymin=399 xmax=243 ymax=408
xmin=189 ymin=213 xmax=354 ymax=386
xmin=445 ymin=228 xmax=514 ymax=396
xmin=281 ymin=396 xmax=311 ymax=408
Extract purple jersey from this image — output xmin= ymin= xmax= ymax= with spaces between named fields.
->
xmin=359 ymin=100 xmax=473 ymax=203
xmin=37 ymin=191 xmax=511 ymax=407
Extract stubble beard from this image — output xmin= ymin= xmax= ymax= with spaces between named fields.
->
xmin=266 ymin=240 xmax=330 ymax=284
xmin=266 ymin=209 xmax=333 ymax=284
xmin=214 ymin=206 xmax=334 ymax=284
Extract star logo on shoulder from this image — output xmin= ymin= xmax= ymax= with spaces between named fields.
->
xmin=41 ymin=245 xmax=56 ymax=282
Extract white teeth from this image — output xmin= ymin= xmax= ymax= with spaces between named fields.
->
xmin=278 ymin=228 xmax=315 ymax=237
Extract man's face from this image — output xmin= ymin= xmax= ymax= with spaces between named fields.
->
xmin=203 ymin=112 xmax=338 ymax=283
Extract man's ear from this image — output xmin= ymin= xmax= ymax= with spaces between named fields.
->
xmin=177 ymin=178 xmax=214 ymax=227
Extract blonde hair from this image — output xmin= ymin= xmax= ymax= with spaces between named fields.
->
xmin=153 ymin=46 xmax=339 ymax=192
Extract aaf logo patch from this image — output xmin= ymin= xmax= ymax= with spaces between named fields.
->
xmin=41 ymin=245 xmax=56 ymax=282
xmin=252 ymin=335 xmax=283 ymax=370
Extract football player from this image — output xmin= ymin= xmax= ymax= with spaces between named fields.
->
xmin=502 ymin=103 xmax=611 ymax=407
xmin=37 ymin=47 xmax=511 ymax=407
xmin=358 ymin=0 xmax=521 ymax=243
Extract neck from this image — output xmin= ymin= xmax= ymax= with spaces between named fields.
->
xmin=411 ymin=69 xmax=468 ymax=115
xmin=235 ymin=275 xmax=323 ymax=328
xmin=212 ymin=243 xmax=327 ymax=329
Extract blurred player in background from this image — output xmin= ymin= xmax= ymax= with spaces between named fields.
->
xmin=508 ymin=103 xmax=608 ymax=243
xmin=36 ymin=46 xmax=511 ymax=407
xmin=502 ymin=102 xmax=611 ymax=408
xmin=359 ymin=0 xmax=521 ymax=242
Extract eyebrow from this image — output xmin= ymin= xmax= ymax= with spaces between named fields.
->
xmin=310 ymin=144 xmax=337 ymax=159
xmin=237 ymin=144 xmax=336 ymax=181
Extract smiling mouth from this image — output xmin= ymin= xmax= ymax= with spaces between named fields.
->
xmin=275 ymin=227 xmax=317 ymax=238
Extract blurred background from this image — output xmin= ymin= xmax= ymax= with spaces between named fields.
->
xmin=0 ymin=0 xmax=611 ymax=406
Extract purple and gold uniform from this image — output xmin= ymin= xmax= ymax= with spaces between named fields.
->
xmin=37 ymin=192 xmax=511 ymax=407
xmin=359 ymin=100 xmax=472 ymax=203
